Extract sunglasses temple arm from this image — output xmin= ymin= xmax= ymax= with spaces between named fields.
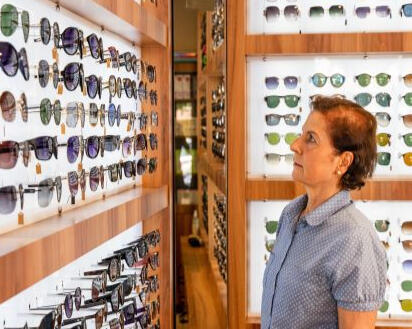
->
xmin=84 ymin=269 xmax=106 ymax=276
xmin=81 ymin=298 xmax=106 ymax=308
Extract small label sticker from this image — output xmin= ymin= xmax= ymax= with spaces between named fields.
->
xmin=18 ymin=212 xmax=24 ymax=225
xmin=57 ymin=83 xmax=63 ymax=95
xmin=126 ymin=122 xmax=131 ymax=132
xmin=81 ymin=190 xmax=85 ymax=201
xmin=36 ymin=163 xmax=42 ymax=174
xmin=52 ymin=47 xmax=58 ymax=60
xmin=82 ymin=86 xmax=87 ymax=96
xmin=60 ymin=123 xmax=66 ymax=135
xmin=106 ymin=58 xmax=111 ymax=68
xmin=78 ymin=162 xmax=83 ymax=171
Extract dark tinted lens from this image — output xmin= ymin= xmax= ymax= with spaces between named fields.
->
xmin=67 ymin=136 xmax=80 ymax=163
xmin=40 ymin=98 xmax=52 ymax=125
xmin=0 ymin=185 xmax=17 ymax=214
xmin=32 ymin=136 xmax=53 ymax=160
xmin=68 ymin=171 xmax=78 ymax=196
xmin=124 ymin=79 xmax=132 ymax=98
xmin=89 ymin=166 xmax=99 ymax=192
xmin=53 ymin=22 xmax=60 ymax=48
xmin=55 ymin=176 xmax=62 ymax=202
xmin=86 ymin=75 xmax=98 ymax=99
xmin=122 ymin=137 xmax=132 ymax=157
xmin=40 ymin=17 xmax=51 ymax=45
xmin=38 ymin=178 xmax=53 ymax=207
xmin=403 ymin=4 xmax=412 ymax=17
xmin=123 ymin=161 xmax=134 ymax=178
xmin=0 ymin=42 xmax=18 ymax=76
xmin=355 ymin=6 xmax=370 ymax=18
xmin=108 ymin=103 xmax=116 ymax=126
xmin=87 ymin=34 xmax=99 ymax=59
xmin=63 ymin=63 xmax=80 ymax=91
xmin=74 ymin=287 xmax=81 ymax=311
xmin=265 ymin=77 xmax=279 ymax=89
xmin=52 ymin=62 xmax=59 ymax=89
xmin=135 ymin=134 xmax=147 ymax=151
xmin=108 ymin=164 xmax=119 ymax=182
xmin=116 ymin=105 xmax=121 ymax=127
xmin=18 ymin=48 xmax=29 ymax=80
xmin=86 ymin=136 xmax=99 ymax=159
xmin=89 ymin=103 xmax=98 ymax=126
xmin=64 ymin=293 xmax=73 ymax=318
xmin=62 ymin=27 xmax=79 ymax=55
xmin=38 ymin=60 xmax=49 ymax=88
xmin=136 ymin=158 xmax=147 ymax=175
xmin=0 ymin=91 xmax=16 ymax=122
xmin=53 ymin=100 xmax=61 ymax=125
xmin=104 ymin=135 xmax=119 ymax=152
xmin=149 ymin=134 xmax=157 ymax=150
xmin=1 ymin=4 xmax=18 ymax=36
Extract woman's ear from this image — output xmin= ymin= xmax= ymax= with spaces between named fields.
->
xmin=339 ymin=151 xmax=354 ymax=174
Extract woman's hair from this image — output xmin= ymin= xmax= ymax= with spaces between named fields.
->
xmin=310 ymin=95 xmax=377 ymax=190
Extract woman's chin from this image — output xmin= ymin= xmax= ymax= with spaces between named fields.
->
xmin=291 ymin=166 xmax=303 ymax=182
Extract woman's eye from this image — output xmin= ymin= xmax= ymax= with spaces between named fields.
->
xmin=306 ymin=134 xmax=315 ymax=143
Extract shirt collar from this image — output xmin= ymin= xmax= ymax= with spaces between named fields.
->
xmin=285 ymin=190 xmax=352 ymax=227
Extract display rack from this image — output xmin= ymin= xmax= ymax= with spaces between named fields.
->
xmin=227 ymin=0 xmax=412 ymax=328
xmin=0 ymin=0 xmax=172 ymax=328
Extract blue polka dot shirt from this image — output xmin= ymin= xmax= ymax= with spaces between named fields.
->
xmin=261 ymin=190 xmax=387 ymax=329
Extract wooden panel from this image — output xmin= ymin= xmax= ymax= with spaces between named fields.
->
xmin=0 ymin=186 xmax=168 ymax=303
xmin=246 ymin=178 xmax=412 ymax=201
xmin=198 ymin=154 xmax=226 ymax=194
xmin=246 ymin=32 xmax=412 ymax=55
xmin=227 ymin=0 xmax=247 ymax=328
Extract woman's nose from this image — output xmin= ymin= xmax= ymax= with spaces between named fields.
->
xmin=290 ymin=135 xmax=302 ymax=154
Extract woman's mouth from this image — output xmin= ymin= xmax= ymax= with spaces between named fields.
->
xmin=293 ymin=162 xmax=302 ymax=168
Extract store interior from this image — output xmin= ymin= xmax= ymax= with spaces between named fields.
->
xmin=0 ymin=0 xmax=412 ymax=329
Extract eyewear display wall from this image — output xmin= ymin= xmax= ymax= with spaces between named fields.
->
xmin=249 ymin=1 xmax=412 ymax=34
xmin=0 ymin=0 xmax=159 ymax=236
xmin=248 ymin=55 xmax=412 ymax=178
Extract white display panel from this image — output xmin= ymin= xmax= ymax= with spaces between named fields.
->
xmin=0 ymin=0 xmax=148 ymax=234
xmin=0 ymin=222 xmax=143 ymax=328
xmin=248 ymin=199 xmax=412 ymax=321
xmin=248 ymin=0 xmax=412 ymax=35
xmin=247 ymin=55 xmax=412 ymax=178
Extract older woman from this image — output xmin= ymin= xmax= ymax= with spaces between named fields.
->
xmin=261 ymin=96 xmax=387 ymax=329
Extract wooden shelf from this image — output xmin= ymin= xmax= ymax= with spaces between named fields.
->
xmin=246 ymin=32 xmax=412 ymax=55
xmin=0 ymin=185 xmax=168 ymax=303
xmin=246 ymin=178 xmax=412 ymax=201
xmin=54 ymin=0 xmax=167 ymax=46
xmin=198 ymin=154 xmax=226 ymax=194
xmin=208 ymin=252 xmax=228 ymax=315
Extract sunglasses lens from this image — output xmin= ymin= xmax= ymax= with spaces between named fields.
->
xmin=356 ymin=73 xmax=371 ymax=87
xmin=137 ymin=158 xmax=147 ymax=175
xmin=18 ymin=48 xmax=29 ymax=81
xmin=375 ymin=73 xmax=390 ymax=86
xmin=64 ymin=294 xmax=73 ymax=318
xmin=38 ymin=60 xmax=49 ymax=88
xmin=403 ymin=133 xmax=412 ymax=147
xmin=150 ymin=134 xmax=157 ymax=150
xmin=104 ymin=135 xmax=119 ymax=152
xmin=402 ymin=299 xmax=412 ymax=311
xmin=376 ymin=92 xmax=391 ymax=107
xmin=330 ymin=73 xmax=345 ymax=88
xmin=403 ymin=240 xmax=412 ymax=252
xmin=52 ymin=22 xmax=60 ymax=48
xmin=265 ymin=239 xmax=275 ymax=252
xmin=312 ymin=73 xmax=327 ymax=87
xmin=266 ymin=133 xmax=280 ymax=145
xmin=264 ymin=6 xmax=280 ymax=22
xmin=53 ymin=100 xmax=62 ymax=125
xmin=88 ymin=34 xmax=99 ymax=59
xmin=67 ymin=136 xmax=80 ymax=163
xmin=403 ymin=4 xmax=412 ymax=17
xmin=285 ymin=5 xmax=299 ymax=19
xmin=32 ymin=136 xmax=53 ymax=160
xmin=116 ymin=105 xmax=121 ymax=126
xmin=284 ymin=95 xmax=299 ymax=107
xmin=309 ymin=6 xmax=324 ymax=17
xmin=265 ymin=95 xmax=280 ymax=108
xmin=0 ymin=4 xmax=17 ymax=36
xmin=265 ymin=114 xmax=279 ymax=126
xmin=265 ymin=153 xmax=281 ymax=165
xmin=21 ymin=10 xmax=30 ymax=42
xmin=376 ymin=133 xmax=390 ymax=146
xmin=376 ymin=6 xmax=390 ymax=17
xmin=62 ymin=27 xmax=79 ymax=55
xmin=149 ymin=158 xmax=157 ymax=173
xmin=403 ymin=152 xmax=412 ymax=166
xmin=404 ymin=92 xmax=412 ymax=106
xmin=107 ymin=103 xmax=116 ymax=126
xmin=122 ymin=137 xmax=132 ymax=157
xmin=55 ymin=176 xmax=62 ymax=202
xmin=284 ymin=76 xmax=298 ymax=89
xmin=38 ymin=178 xmax=53 ymax=207
xmin=285 ymin=132 xmax=299 ymax=145
xmin=86 ymin=136 xmax=99 ymax=159
xmin=135 ymin=134 xmax=147 ymax=151
xmin=74 ymin=287 xmax=81 ymax=310
xmin=0 ymin=42 xmax=18 ymax=76
xmin=355 ymin=7 xmax=370 ymax=18
xmin=375 ymin=113 xmax=390 ymax=127
xmin=265 ymin=77 xmax=279 ymax=89
xmin=284 ymin=114 xmax=300 ymax=126
xmin=354 ymin=93 xmax=372 ymax=106
xmin=124 ymin=161 xmax=134 ymax=178
xmin=89 ymin=103 xmax=98 ymax=126
xmin=0 ymin=91 xmax=16 ymax=122
xmin=64 ymin=63 xmax=80 ymax=91
xmin=95 ymin=310 xmax=103 ymax=329
xmin=40 ymin=18 xmax=51 ymax=45
xmin=377 ymin=152 xmax=391 ymax=166
xmin=403 ymin=280 xmax=412 ymax=292
xmin=66 ymin=102 xmax=78 ymax=128
xmin=68 ymin=171 xmax=78 ymax=196
xmin=89 ymin=166 xmax=99 ymax=192
xmin=40 ymin=98 xmax=52 ymax=125
xmin=379 ymin=301 xmax=389 ymax=313
xmin=329 ymin=5 xmax=344 ymax=16
xmin=403 ymin=114 xmax=412 ymax=128
xmin=265 ymin=220 xmax=278 ymax=234
xmin=0 ymin=185 xmax=17 ymax=214
xmin=124 ymin=79 xmax=132 ymax=98
xmin=374 ymin=219 xmax=389 ymax=232
xmin=86 ymin=75 xmax=98 ymax=99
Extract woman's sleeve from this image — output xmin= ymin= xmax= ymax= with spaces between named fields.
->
xmin=330 ymin=231 xmax=387 ymax=311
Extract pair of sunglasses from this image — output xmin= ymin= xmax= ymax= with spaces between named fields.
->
xmin=354 ymin=93 xmax=392 ymax=107
xmin=0 ymin=3 xmax=29 ymax=42
xmin=265 ymin=153 xmax=294 ymax=165
xmin=264 ymin=5 xmax=300 ymax=22
xmin=373 ymin=112 xmax=391 ymax=127
xmin=311 ymin=73 xmax=345 ymax=88
xmin=309 ymin=5 xmax=345 ymax=17
xmin=264 ymin=218 xmax=278 ymax=234
xmin=355 ymin=6 xmax=391 ymax=19
xmin=33 ymin=17 xmax=52 ymax=45
xmin=376 ymin=133 xmax=391 ymax=147
xmin=355 ymin=73 xmax=391 ymax=87
xmin=0 ymin=42 xmax=29 ymax=80
xmin=400 ymin=133 xmax=412 ymax=147
xmin=265 ymin=132 xmax=300 ymax=145
xmin=264 ymin=95 xmax=300 ymax=108
xmin=58 ymin=62 xmax=84 ymax=93
xmin=265 ymin=76 xmax=298 ymax=90
xmin=265 ymin=113 xmax=300 ymax=126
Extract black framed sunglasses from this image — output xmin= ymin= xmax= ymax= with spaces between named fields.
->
xmin=53 ymin=24 xmax=84 ymax=59
xmin=58 ymin=62 xmax=84 ymax=93
xmin=33 ymin=17 xmax=51 ymax=45
xmin=0 ymin=42 xmax=29 ymax=80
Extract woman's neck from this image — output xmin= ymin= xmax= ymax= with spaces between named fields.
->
xmin=302 ymin=184 xmax=342 ymax=216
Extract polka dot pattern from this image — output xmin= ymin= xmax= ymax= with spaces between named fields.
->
xmin=261 ymin=190 xmax=387 ymax=329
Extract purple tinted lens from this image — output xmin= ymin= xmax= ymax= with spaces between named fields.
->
xmin=265 ymin=6 xmax=280 ymax=21
xmin=86 ymin=136 xmax=99 ymax=159
xmin=89 ymin=166 xmax=99 ymax=192
xmin=376 ymin=6 xmax=390 ymax=17
xmin=136 ymin=158 xmax=147 ymax=175
xmin=87 ymin=34 xmax=99 ymax=59
xmin=67 ymin=136 xmax=80 ymax=163
xmin=135 ymin=134 xmax=147 ymax=151
xmin=122 ymin=137 xmax=132 ymax=157
xmin=0 ymin=185 xmax=17 ymax=214
xmin=0 ymin=42 xmax=18 ymax=76
xmin=32 ymin=136 xmax=52 ymax=160
xmin=68 ymin=171 xmax=78 ymax=196
xmin=86 ymin=75 xmax=98 ymax=99
xmin=108 ymin=103 xmax=116 ymax=127
xmin=355 ymin=6 xmax=370 ymax=18
xmin=403 ymin=260 xmax=412 ymax=273
xmin=64 ymin=294 xmax=73 ymax=318
xmin=284 ymin=76 xmax=298 ymax=89
xmin=38 ymin=60 xmax=49 ymax=88
xmin=63 ymin=63 xmax=80 ymax=91
xmin=40 ymin=18 xmax=51 ymax=45
xmin=284 ymin=5 xmax=299 ymax=19
xmin=116 ymin=105 xmax=121 ymax=127
xmin=62 ymin=27 xmax=79 ymax=55
xmin=124 ymin=79 xmax=132 ymax=98
xmin=18 ymin=48 xmax=29 ymax=81
xmin=123 ymin=161 xmax=133 ymax=178
xmin=265 ymin=77 xmax=279 ymax=89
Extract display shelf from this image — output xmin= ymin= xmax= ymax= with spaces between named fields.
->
xmin=245 ymin=32 xmax=412 ymax=55
xmin=246 ymin=178 xmax=412 ymax=201
xmin=209 ymin=252 xmax=228 ymax=314
xmin=53 ymin=0 xmax=167 ymax=46
xmin=0 ymin=185 xmax=168 ymax=303
xmin=198 ymin=154 xmax=226 ymax=194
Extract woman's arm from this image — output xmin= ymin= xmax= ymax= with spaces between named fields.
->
xmin=338 ymin=307 xmax=377 ymax=329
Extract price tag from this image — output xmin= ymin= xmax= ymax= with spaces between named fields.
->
xmin=106 ymin=58 xmax=111 ymax=68
xmin=82 ymin=86 xmax=87 ymax=96
xmin=81 ymin=190 xmax=85 ymax=201
xmin=126 ymin=122 xmax=131 ymax=132
xmin=18 ymin=212 xmax=24 ymax=225
xmin=60 ymin=123 xmax=66 ymax=135
xmin=36 ymin=163 xmax=42 ymax=174
xmin=78 ymin=162 xmax=83 ymax=171
xmin=52 ymin=47 xmax=59 ymax=62
xmin=57 ymin=83 xmax=63 ymax=95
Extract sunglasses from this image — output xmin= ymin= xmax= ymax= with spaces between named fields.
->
xmin=138 ymin=81 xmax=148 ymax=102
xmin=53 ymin=25 xmax=84 ymax=59
xmin=0 ymin=91 xmax=28 ymax=122
xmin=62 ymin=306 xmax=107 ymax=329
xmin=85 ymin=74 xmax=102 ymax=99
xmin=377 ymin=152 xmax=391 ymax=166
xmin=0 ymin=3 xmax=30 ymax=42
xmin=148 ymin=157 xmax=158 ymax=174
xmin=401 ymin=133 xmax=412 ymax=147
xmin=355 ymin=73 xmax=390 ymax=87
xmin=401 ymin=3 xmax=412 ymax=17
xmin=374 ymin=219 xmax=389 ymax=233
xmin=265 ymin=113 xmax=300 ymax=126
xmin=119 ymin=51 xmax=133 ymax=72
xmin=265 ymin=153 xmax=294 ymax=165
xmin=58 ymin=62 xmax=84 ymax=93
xmin=264 ymin=218 xmax=278 ymax=234
xmin=150 ymin=89 xmax=158 ymax=105
xmin=264 ymin=5 xmax=300 ymax=22
xmin=311 ymin=73 xmax=345 ymax=88
xmin=355 ymin=6 xmax=391 ymax=19
xmin=0 ymin=42 xmax=29 ymax=80
xmin=400 ymin=152 xmax=412 ymax=166
xmin=265 ymin=76 xmax=298 ymax=90
xmin=376 ymin=133 xmax=391 ymax=147
xmin=264 ymin=95 xmax=300 ymax=108
xmin=309 ymin=5 xmax=345 ymax=17
xmin=147 ymin=64 xmax=156 ymax=83
xmin=265 ymin=132 xmax=300 ymax=145
xmin=6 ymin=310 xmax=61 ymax=329
xmin=86 ymin=33 xmax=104 ymax=61
xmin=33 ymin=17 xmax=51 ymax=45
xmin=32 ymin=59 xmax=51 ymax=88
xmin=136 ymin=157 xmax=148 ymax=175
xmin=373 ymin=112 xmax=391 ymax=127
xmin=64 ymin=102 xmax=86 ymax=128
xmin=355 ymin=92 xmax=391 ymax=107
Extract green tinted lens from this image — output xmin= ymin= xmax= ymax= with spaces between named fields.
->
xmin=285 ymin=132 xmax=299 ymax=145
xmin=265 ymin=220 xmax=278 ymax=234
xmin=1 ymin=4 xmax=18 ymax=37
xmin=376 ymin=92 xmax=391 ymax=107
xmin=284 ymin=95 xmax=299 ymax=108
xmin=402 ymin=280 xmax=412 ymax=292
xmin=329 ymin=5 xmax=344 ymax=16
xmin=265 ymin=95 xmax=280 ymax=108
xmin=266 ymin=133 xmax=280 ymax=145
xmin=377 ymin=152 xmax=391 ymax=166
xmin=53 ymin=100 xmax=61 ymax=125
xmin=330 ymin=73 xmax=345 ymax=88
xmin=376 ymin=73 xmax=390 ymax=86
xmin=21 ymin=10 xmax=29 ymax=43
xmin=401 ymin=299 xmax=412 ymax=312
xmin=40 ymin=98 xmax=51 ymax=125
xmin=311 ymin=73 xmax=327 ymax=87
xmin=374 ymin=220 xmax=389 ymax=232
xmin=356 ymin=74 xmax=371 ymax=87
xmin=309 ymin=6 xmax=324 ymax=17
xmin=376 ymin=133 xmax=390 ymax=146
xmin=265 ymin=239 xmax=275 ymax=252
xmin=354 ymin=93 xmax=372 ymax=106
xmin=403 ymin=133 xmax=412 ymax=147
xmin=379 ymin=301 xmax=389 ymax=313
xmin=403 ymin=93 xmax=412 ymax=106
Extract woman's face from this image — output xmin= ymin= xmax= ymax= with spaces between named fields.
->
xmin=290 ymin=111 xmax=341 ymax=188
